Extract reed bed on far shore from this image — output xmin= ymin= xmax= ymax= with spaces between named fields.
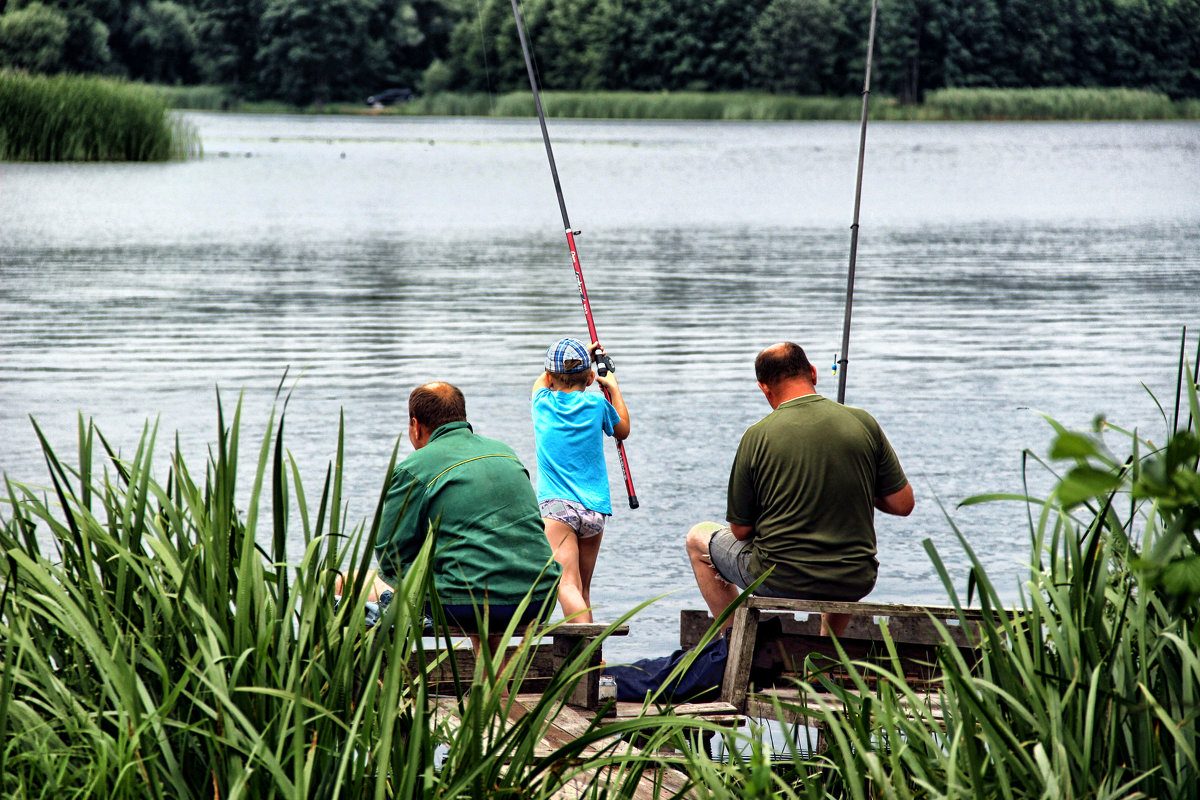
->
xmin=0 ymin=71 xmax=198 ymax=161
xmin=298 ymin=86 xmax=1200 ymax=121
xmin=918 ymin=86 xmax=1187 ymax=120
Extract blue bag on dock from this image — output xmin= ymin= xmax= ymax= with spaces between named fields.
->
xmin=607 ymin=637 xmax=728 ymax=703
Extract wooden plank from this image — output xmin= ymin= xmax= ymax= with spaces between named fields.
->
xmin=745 ymin=596 xmax=990 ymax=621
xmin=684 ymin=608 xmax=979 ymax=649
xmin=754 ymin=631 xmax=966 ymax=684
xmin=432 ymin=621 xmax=629 ymax=641
xmin=611 ymin=701 xmax=735 ymax=719
xmin=673 ymin=701 xmax=740 ymax=716
xmin=553 ymin=622 xmax=630 ymax=637
xmin=679 ymin=610 xmax=712 ymax=650
xmin=508 ymin=694 xmax=698 ymax=799
xmin=720 ymin=605 xmax=759 ymax=711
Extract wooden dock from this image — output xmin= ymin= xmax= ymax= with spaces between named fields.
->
xmin=423 ymin=621 xmax=746 ymax=798
xmin=425 ymin=598 xmax=994 ymax=793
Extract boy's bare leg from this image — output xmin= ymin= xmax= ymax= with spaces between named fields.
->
xmin=543 ymin=518 xmax=591 ymax=623
xmin=576 ymin=532 xmax=603 ymax=613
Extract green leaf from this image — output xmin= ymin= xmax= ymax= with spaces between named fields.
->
xmin=1056 ymin=465 xmax=1123 ymax=507
xmin=1049 ymin=431 xmax=1101 ymax=460
xmin=1159 ymin=556 xmax=1200 ymax=601
xmin=958 ymin=492 xmax=1044 ymax=507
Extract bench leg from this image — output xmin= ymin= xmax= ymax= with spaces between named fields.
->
xmin=721 ymin=606 xmax=760 ymax=712
xmin=553 ymin=635 xmax=602 ymax=709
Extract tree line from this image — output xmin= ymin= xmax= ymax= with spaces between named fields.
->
xmin=1 ymin=0 xmax=1196 ymax=106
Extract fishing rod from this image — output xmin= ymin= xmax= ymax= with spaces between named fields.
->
xmin=836 ymin=0 xmax=880 ymax=405
xmin=508 ymin=0 xmax=639 ymax=509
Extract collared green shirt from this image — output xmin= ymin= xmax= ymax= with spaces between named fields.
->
xmin=376 ymin=421 xmax=561 ymax=606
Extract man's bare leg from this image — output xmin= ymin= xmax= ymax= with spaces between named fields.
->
xmin=469 ymin=633 xmax=512 ymax=697
xmin=686 ymin=522 xmax=741 ymax=623
xmin=334 ymin=569 xmax=392 ymax=601
xmin=819 ymin=612 xmax=850 ymax=637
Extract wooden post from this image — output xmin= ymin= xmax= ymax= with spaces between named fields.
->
xmin=720 ymin=605 xmax=760 ymax=711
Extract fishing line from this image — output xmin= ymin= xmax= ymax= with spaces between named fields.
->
xmin=508 ymin=0 xmax=639 ymax=509
xmin=835 ymin=0 xmax=880 ymax=405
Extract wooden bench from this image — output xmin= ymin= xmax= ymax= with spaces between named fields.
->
xmin=418 ymin=621 xmax=629 ymax=710
xmin=681 ymin=598 xmax=989 ymax=713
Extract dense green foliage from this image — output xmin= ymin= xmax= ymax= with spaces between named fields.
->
xmin=0 ymin=0 xmax=1197 ymax=106
xmin=0 ymin=398 xmax=740 ymax=798
xmin=0 ymin=70 xmax=198 ymax=160
xmin=2 ymin=344 xmax=1197 ymax=797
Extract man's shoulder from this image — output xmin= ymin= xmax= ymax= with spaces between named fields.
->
xmin=396 ymin=432 xmax=523 ymax=487
xmin=839 ymin=403 xmax=885 ymax=433
xmin=745 ymin=396 xmax=886 ymax=441
xmin=750 ymin=395 xmax=828 ymax=427
xmin=469 ymin=432 xmax=520 ymax=459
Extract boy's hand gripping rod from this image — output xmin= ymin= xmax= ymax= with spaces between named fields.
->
xmin=509 ymin=0 xmax=638 ymax=509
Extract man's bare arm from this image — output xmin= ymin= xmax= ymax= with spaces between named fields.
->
xmin=876 ymin=483 xmax=915 ymax=516
xmin=730 ymin=523 xmax=754 ymax=540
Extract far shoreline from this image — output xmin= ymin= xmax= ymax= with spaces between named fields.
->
xmin=163 ymin=86 xmax=1200 ymax=123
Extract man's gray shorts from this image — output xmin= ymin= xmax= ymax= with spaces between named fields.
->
xmin=705 ymin=523 xmax=874 ymax=601
xmin=706 ymin=524 xmax=797 ymax=598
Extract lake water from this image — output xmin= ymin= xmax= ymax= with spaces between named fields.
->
xmin=2 ymin=113 xmax=1198 ymax=660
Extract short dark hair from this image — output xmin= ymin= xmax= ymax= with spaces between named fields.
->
xmin=548 ymin=366 xmax=591 ymax=390
xmin=755 ymin=343 xmax=813 ymax=387
xmin=409 ymin=382 xmax=467 ymax=430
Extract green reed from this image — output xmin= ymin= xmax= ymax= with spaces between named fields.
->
xmin=151 ymin=83 xmax=232 ymax=112
xmin=188 ymin=86 xmax=1200 ymax=121
xmin=920 ymin=86 xmax=1187 ymax=121
xmin=335 ymin=87 xmax=1198 ymax=121
xmin=0 ymin=71 xmax=199 ymax=161
xmin=0 ymin=391 xmax=752 ymax=799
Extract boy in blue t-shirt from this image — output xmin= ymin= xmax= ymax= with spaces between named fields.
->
xmin=531 ymin=337 xmax=631 ymax=623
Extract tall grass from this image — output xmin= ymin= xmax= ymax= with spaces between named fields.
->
xmin=0 ymin=393 xmax=742 ymax=798
xmin=204 ymin=87 xmax=1199 ymax=121
xmin=151 ymin=83 xmax=233 ymax=112
xmin=920 ymin=86 xmax=1184 ymax=120
xmin=345 ymin=87 xmax=1199 ymax=121
xmin=0 ymin=71 xmax=199 ymax=161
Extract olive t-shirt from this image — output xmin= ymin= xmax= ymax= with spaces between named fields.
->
xmin=726 ymin=395 xmax=908 ymax=598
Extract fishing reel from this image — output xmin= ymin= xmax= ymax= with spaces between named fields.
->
xmin=595 ymin=352 xmax=616 ymax=377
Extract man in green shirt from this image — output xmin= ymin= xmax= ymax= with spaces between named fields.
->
xmin=686 ymin=343 xmax=914 ymax=636
xmin=355 ymin=381 xmax=561 ymax=652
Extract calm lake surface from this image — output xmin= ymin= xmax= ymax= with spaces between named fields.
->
xmin=2 ymin=114 xmax=1198 ymax=660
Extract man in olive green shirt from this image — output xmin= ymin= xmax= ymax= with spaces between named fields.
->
xmin=354 ymin=382 xmax=561 ymax=651
xmin=686 ymin=343 xmax=914 ymax=636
